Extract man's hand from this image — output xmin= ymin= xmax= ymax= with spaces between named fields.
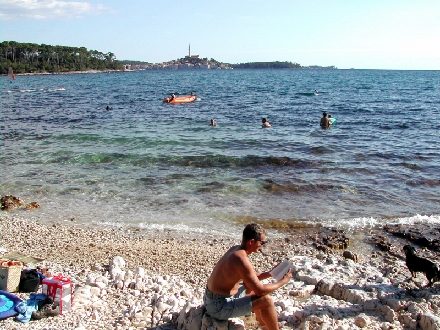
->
xmin=281 ymin=268 xmax=293 ymax=283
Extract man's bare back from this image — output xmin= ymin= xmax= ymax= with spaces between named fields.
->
xmin=207 ymin=245 xmax=251 ymax=296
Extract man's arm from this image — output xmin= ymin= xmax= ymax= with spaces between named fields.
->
xmin=256 ymin=271 xmax=272 ymax=281
xmin=238 ymin=255 xmax=292 ymax=296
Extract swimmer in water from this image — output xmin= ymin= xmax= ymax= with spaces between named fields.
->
xmin=262 ymin=118 xmax=271 ymax=128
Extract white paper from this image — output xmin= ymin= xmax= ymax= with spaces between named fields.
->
xmin=270 ymin=260 xmax=293 ymax=282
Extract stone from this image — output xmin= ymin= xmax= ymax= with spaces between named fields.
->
xmin=399 ymin=313 xmax=417 ymax=329
xmin=0 ymin=194 xmax=25 ymax=210
xmin=354 ymin=315 xmax=370 ymax=328
xmin=111 ymin=256 xmax=126 ymax=270
xmin=384 ymin=224 xmax=440 ymax=251
xmin=289 ymin=285 xmax=316 ymax=298
xmin=342 ymin=250 xmax=358 ymax=262
xmin=419 ymin=314 xmax=440 ymax=330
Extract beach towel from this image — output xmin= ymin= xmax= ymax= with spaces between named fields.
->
xmin=0 ymin=290 xmax=22 ymax=320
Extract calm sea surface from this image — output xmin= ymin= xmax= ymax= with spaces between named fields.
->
xmin=2 ymin=69 xmax=440 ymax=236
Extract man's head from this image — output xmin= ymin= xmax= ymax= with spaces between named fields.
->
xmin=322 ymin=112 xmax=327 ymax=117
xmin=243 ymin=223 xmax=266 ymax=242
xmin=242 ymin=223 xmax=267 ymax=252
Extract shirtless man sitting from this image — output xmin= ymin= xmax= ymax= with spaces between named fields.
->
xmin=204 ymin=223 xmax=292 ymax=330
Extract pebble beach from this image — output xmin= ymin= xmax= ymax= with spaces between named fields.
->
xmin=1 ymin=214 xmax=440 ymax=330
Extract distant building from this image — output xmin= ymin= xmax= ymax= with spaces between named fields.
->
xmin=178 ymin=63 xmax=194 ymax=69
xmin=142 ymin=44 xmax=232 ymax=70
xmin=185 ymin=43 xmax=199 ymax=59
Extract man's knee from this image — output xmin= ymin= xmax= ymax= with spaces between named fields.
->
xmin=261 ymin=295 xmax=274 ymax=306
xmin=252 ymin=294 xmax=274 ymax=311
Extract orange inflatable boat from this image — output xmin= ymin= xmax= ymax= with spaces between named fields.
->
xmin=163 ymin=95 xmax=196 ymax=104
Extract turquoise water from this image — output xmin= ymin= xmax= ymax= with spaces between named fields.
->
xmin=2 ymin=70 xmax=440 ymax=235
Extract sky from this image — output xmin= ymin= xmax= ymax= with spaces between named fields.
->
xmin=1 ymin=0 xmax=440 ymax=70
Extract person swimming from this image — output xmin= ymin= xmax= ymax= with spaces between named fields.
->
xmin=320 ymin=112 xmax=330 ymax=129
xmin=210 ymin=119 xmax=217 ymax=126
xmin=262 ymin=118 xmax=271 ymax=128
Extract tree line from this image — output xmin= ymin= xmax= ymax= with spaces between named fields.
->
xmin=1 ymin=41 xmax=124 ymax=75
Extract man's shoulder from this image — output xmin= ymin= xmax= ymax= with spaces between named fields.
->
xmin=226 ymin=247 xmax=248 ymax=263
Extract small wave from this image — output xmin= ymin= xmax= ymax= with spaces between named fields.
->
xmin=138 ymin=155 xmax=318 ymax=168
xmin=310 ymin=146 xmax=333 ymax=154
xmin=316 ymin=214 xmax=440 ymax=231
xmin=296 ymin=92 xmax=316 ymax=96
xmin=8 ymin=89 xmax=37 ymax=93
xmin=400 ymin=162 xmax=422 ymax=170
xmin=260 ymin=180 xmax=359 ymax=195
xmin=406 ymin=179 xmax=440 ymax=187
xmin=391 ymin=214 xmax=440 ymax=225
xmin=138 ymin=222 xmax=206 ymax=233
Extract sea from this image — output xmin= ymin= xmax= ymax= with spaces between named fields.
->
xmin=2 ymin=69 xmax=440 ymax=238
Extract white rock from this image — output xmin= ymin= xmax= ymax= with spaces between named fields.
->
xmin=180 ymin=288 xmax=191 ymax=297
xmin=115 ymin=280 xmax=124 ymax=289
xmin=90 ymin=286 xmax=101 ymax=296
xmin=125 ymin=269 xmax=134 ymax=281
xmin=85 ymin=275 xmax=96 ymax=285
xmin=354 ymin=315 xmax=370 ymax=328
xmin=419 ymin=314 xmax=440 ymax=330
xmin=91 ymin=310 xmax=100 ymax=321
xmin=111 ymin=256 xmax=126 ymax=270
xmin=135 ymin=278 xmax=144 ymax=291
xmin=136 ymin=267 xmax=145 ymax=279
xmin=95 ymin=275 xmax=109 ymax=285
xmin=228 ymin=317 xmax=245 ymax=330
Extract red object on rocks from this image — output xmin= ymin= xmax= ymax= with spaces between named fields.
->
xmin=41 ymin=275 xmax=74 ymax=314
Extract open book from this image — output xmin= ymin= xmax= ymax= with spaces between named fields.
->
xmin=270 ymin=260 xmax=293 ymax=282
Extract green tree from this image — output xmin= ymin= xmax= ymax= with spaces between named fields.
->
xmin=0 ymin=41 xmax=124 ymax=74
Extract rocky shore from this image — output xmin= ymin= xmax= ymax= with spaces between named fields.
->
xmin=1 ymin=214 xmax=440 ymax=330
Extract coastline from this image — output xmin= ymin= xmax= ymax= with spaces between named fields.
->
xmin=1 ymin=214 xmax=440 ymax=329
xmin=3 ymin=69 xmax=125 ymax=77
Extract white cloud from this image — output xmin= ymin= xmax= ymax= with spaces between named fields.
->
xmin=0 ymin=0 xmax=112 ymax=20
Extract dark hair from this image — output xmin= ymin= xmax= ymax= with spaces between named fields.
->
xmin=242 ymin=223 xmax=265 ymax=242
xmin=322 ymin=112 xmax=327 ymax=117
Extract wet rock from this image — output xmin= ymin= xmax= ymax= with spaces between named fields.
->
xmin=384 ymin=224 xmax=440 ymax=251
xmin=313 ymin=228 xmax=350 ymax=251
xmin=342 ymin=250 xmax=358 ymax=262
xmin=25 ymin=201 xmax=41 ymax=210
xmin=0 ymin=194 xmax=25 ymax=210
xmin=370 ymin=235 xmax=393 ymax=251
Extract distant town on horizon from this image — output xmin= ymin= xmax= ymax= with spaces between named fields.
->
xmin=122 ymin=44 xmax=337 ymax=71
xmin=1 ymin=41 xmax=337 ymax=75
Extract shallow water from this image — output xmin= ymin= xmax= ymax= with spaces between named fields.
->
xmin=2 ymin=69 xmax=440 ymax=236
